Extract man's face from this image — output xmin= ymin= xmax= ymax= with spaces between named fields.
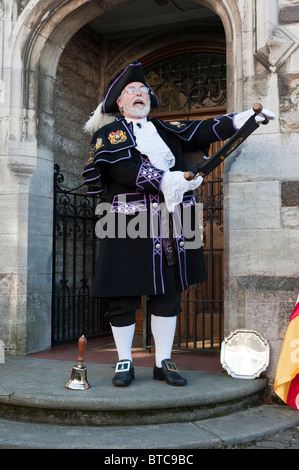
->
xmin=116 ymin=81 xmax=150 ymax=119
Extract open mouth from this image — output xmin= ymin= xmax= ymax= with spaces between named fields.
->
xmin=132 ymin=98 xmax=146 ymax=107
xmin=128 ymin=98 xmax=150 ymax=118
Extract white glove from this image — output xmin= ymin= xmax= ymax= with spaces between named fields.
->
xmin=161 ymin=171 xmax=203 ymax=213
xmin=234 ymin=108 xmax=276 ymax=129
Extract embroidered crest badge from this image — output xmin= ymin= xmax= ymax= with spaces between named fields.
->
xmin=86 ymin=145 xmax=95 ymax=165
xmin=86 ymin=155 xmax=94 ymax=165
xmin=95 ymin=137 xmax=104 ymax=150
xmin=169 ymin=121 xmax=186 ymax=128
xmin=108 ymin=130 xmax=127 ymax=145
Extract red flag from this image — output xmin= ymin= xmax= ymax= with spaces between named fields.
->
xmin=274 ymin=296 xmax=299 ymax=410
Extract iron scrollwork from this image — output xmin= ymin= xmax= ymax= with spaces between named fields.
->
xmin=145 ymin=52 xmax=226 ymax=112
xmin=52 ymin=164 xmax=109 ymax=344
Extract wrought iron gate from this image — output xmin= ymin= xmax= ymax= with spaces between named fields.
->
xmin=51 ymin=164 xmax=110 ymax=345
xmin=176 ymin=172 xmax=224 ymax=352
xmin=52 ymin=163 xmax=223 ymax=350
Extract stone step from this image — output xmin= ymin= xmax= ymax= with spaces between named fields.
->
xmin=1 ymin=405 xmax=299 ymax=449
xmin=0 ymin=357 xmax=267 ymax=426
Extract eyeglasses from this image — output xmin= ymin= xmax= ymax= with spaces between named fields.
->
xmin=122 ymin=86 xmax=149 ymax=95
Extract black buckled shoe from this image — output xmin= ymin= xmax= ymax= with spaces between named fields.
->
xmin=112 ymin=360 xmax=134 ymax=387
xmin=153 ymin=359 xmax=187 ymax=386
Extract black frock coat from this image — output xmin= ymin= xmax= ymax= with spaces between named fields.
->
xmin=82 ymin=114 xmax=237 ymax=298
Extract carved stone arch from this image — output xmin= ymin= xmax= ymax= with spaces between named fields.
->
xmin=104 ymin=28 xmax=226 ymax=81
xmin=196 ymin=0 xmax=243 ymax=111
xmin=9 ymin=0 xmax=242 ymax=148
xmin=141 ymin=41 xmax=226 ymax=66
xmin=2 ymin=0 xmax=244 ymax=354
xmin=101 ymin=0 xmax=242 ymax=113
xmin=9 ymin=0 xmax=105 ymax=146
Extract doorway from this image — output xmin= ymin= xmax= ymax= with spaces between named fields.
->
xmin=141 ymin=49 xmax=227 ymax=351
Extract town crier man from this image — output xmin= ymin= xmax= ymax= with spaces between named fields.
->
xmin=82 ymin=61 xmax=275 ymax=387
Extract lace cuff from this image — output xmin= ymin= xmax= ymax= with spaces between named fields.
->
xmin=161 ymin=171 xmax=203 ymax=213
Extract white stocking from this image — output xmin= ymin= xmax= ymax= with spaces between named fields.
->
xmin=111 ymin=323 xmax=135 ymax=362
xmin=151 ymin=315 xmax=177 ymax=367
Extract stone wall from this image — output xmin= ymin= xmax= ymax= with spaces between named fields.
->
xmin=54 ymin=26 xmax=103 ymax=187
xmin=223 ymin=0 xmax=299 ymax=389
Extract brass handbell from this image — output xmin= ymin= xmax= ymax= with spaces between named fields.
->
xmin=65 ymin=335 xmax=90 ymax=390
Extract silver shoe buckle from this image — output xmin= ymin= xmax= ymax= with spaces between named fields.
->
xmin=115 ymin=360 xmax=131 ymax=373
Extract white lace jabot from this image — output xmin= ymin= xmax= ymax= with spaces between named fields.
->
xmin=126 ymin=118 xmax=175 ymax=172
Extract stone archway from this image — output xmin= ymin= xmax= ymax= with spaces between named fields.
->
xmin=1 ymin=0 xmax=243 ymax=354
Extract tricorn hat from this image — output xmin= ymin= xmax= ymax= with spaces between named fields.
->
xmin=102 ymin=61 xmax=159 ymax=114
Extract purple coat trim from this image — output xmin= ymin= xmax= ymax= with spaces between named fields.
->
xmin=83 ymin=173 xmax=101 ymax=183
xmin=122 ymin=120 xmax=137 ymax=142
xmin=87 ymin=188 xmax=103 ymax=195
xmin=181 ymin=121 xmax=204 ymax=141
xmin=172 ymin=207 xmax=188 ymax=291
xmin=212 ymin=117 xmax=223 ymax=141
xmin=136 ymin=162 xmax=164 ymax=192
xmin=95 ymin=150 xmax=132 ymax=164
xmin=213 ymin=115 xmax=237 ymax=140
xmin=149 ymin=193 xmax=164 ymax=295
xmin=94 ymin=144 xmax=135 ymax=156
xmin=110 ymin=193 xmax=147 ymax=214
xmin=82 ymin=166 xmax=95 ymax=175
xmin=156 ymin=120 xmax=203 ymax=140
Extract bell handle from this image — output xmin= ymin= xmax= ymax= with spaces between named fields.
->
xmin=184 ymin=170 xmax=207 ymax=183
xmin=184 ymin=170 xmax=195 ymax=181
xmin=77 ymin=335 xmax=87 ymax=365
xmin=252 ymin=102 xmax=269 ymax=125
